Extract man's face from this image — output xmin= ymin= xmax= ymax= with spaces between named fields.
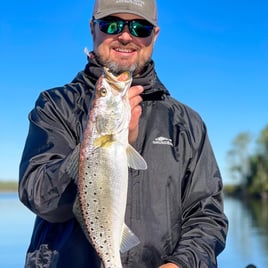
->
xmin=90 ymin=13 xmax=160 ymax=75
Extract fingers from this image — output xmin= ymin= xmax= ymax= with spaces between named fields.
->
xmin=128 ymin=86 xmax=144 ymax=144
xmin=128 ymin=85 xmax=143 ymax=107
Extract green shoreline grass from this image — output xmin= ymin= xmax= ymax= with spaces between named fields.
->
xmin=0 ymin=181 xmax=18 ymax=192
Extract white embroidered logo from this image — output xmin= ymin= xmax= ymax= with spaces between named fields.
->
xmin=115 ymin=0 xmax=145 ymax=7
xmin=152 ymin=137 xmax=173 ymax=147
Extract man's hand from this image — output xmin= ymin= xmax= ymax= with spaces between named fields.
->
xmin=159 ymin=263 xmax=180 ymax=268
xmin=128 ymin=85 xmax=144 ymax=144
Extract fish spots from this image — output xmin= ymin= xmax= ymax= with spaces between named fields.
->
xmin=73 ymin=68 xmax=135 ymax=268
xmin=93 ymin=192 xmax=98 ymax=203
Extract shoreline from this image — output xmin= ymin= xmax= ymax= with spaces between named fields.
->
xmin=0 ymin=181 xmax=18 ymax=193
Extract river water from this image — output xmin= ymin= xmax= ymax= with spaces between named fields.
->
xmin=0 ymin=193 xmax=267 ymax=268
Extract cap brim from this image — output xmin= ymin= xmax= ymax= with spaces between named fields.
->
xmin=93 ymin=9 xmax=157 ymax=26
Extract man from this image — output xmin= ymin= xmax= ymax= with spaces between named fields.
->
xmin=19 ymin=0 xmax=228 ymax=267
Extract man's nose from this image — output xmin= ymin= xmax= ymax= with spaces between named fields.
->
xmin=118 ymin=25 xmax=133 ymax=41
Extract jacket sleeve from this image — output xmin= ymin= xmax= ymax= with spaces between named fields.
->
xmin=165 ymin=121 xmax=228 ymax=268
xmin=19 ymin=89 xmax=82 ymax=223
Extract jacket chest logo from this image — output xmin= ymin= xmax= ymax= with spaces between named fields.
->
xmin=152 ymin=136 xmax=173 ymax=147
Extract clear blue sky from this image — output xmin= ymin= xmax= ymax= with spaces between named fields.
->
xmin=0 ymin=0 xmax=267 ymax=184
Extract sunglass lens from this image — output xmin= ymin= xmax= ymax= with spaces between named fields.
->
xmin=100 ymin=21 xmax=122 ymax=34
xmin=131 ymin=21 xmax=153 ymax=37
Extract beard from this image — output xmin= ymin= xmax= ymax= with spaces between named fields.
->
xmin=94 ymin=53 xmax=138 ymax=75
xmin=94 ymin=51 xmax=151 ymax=76
xmin=105 ymin=60 xmax=138 ymax=75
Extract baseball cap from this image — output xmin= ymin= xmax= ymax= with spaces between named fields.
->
xmin=93 ymin=0 xmax=158 ymax=26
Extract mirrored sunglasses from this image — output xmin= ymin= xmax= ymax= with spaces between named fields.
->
xmin=93 ymin=16 xmax=154 ymax=38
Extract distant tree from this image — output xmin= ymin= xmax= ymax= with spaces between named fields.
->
xmin=227 ymin=125 xmax=268 ymax=199
xmin=248 ymin=154 xmax=267 ymax=196
xmin=250 ymin=126 xmax=268 ymax=197
xmin=226 ymin=132 xmax=252 ymax=186
xmin=257 ymin=125 xmax=268 ymax=157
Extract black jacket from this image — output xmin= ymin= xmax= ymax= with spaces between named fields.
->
xmin=19 ymin=54 xmax=228 ymax=268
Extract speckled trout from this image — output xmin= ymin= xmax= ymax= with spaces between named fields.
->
xmin=73 ymin=67 xmax=147 ymax=268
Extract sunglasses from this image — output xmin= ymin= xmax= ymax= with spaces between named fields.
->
xmin=93 ymin=16 xmax=154 ymax=38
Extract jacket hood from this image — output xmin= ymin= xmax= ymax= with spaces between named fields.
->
xmin=73 ymin=52 xmax=170 ymax=101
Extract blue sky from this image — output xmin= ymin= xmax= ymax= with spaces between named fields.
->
xmin=0 ymin=0 xmax=267 ymax=184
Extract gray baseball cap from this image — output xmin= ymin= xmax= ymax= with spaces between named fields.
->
xmin=93 ymin=0 xmax=158 ymax=26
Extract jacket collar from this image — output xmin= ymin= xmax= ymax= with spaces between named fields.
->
xmin=76 ymin=51 xmax=170 ymax=101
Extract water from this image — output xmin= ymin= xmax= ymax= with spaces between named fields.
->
xmin=218 ymin=196 xmax=268 ymax=268
xmin=0 ymin=193 xmax=35 ymax=268
xmin=0 ymin=193 xmax=268 ymax=268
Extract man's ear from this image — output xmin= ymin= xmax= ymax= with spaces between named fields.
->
xmin=90 ymin=19 xmax=95 ymax=37
xmin=153 ymin=26 xmax=160 ymax=43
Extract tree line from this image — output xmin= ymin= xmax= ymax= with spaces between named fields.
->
xmin=225 ymin=125 xmax=268 ymax=200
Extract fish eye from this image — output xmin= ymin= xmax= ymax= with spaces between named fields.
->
xmin=100 ymin=87 xmax=107 ymax=97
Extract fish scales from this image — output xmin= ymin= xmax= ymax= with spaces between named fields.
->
xmin=73 ymin=68 xmax=147 ymax=268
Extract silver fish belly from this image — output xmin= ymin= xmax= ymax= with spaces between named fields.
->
xmin=73 ymin=68 xmax=147 ymax=268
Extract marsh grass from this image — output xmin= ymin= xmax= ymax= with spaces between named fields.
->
xmin=0 ymin=181 xmax=18 ymax=192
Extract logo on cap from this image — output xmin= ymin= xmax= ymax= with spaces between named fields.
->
xmin=115 ymin=0 xmax=145 ymax=7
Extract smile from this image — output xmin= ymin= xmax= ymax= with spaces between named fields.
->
xmin=114 ymin=48 xmax=136 ymax=53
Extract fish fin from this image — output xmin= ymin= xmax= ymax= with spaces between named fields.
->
xmin=126 ymin=144 xmax=147 ymax=170
xmin=120 ymin=223 xmax=140 ymax=253
xmin=94 ymin=135 xmax=114 ymax=148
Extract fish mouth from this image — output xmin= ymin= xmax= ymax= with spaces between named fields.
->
xmin=103 ymin=67 xmax=131 ymax=82
xmin=117 ymin=71 xmax=131 ymax=82
xmin=103 ymin=67 xmax=132 ymax=96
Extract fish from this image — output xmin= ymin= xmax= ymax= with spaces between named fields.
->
xmin=73 ymin=67 xmax=147 ymax=268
